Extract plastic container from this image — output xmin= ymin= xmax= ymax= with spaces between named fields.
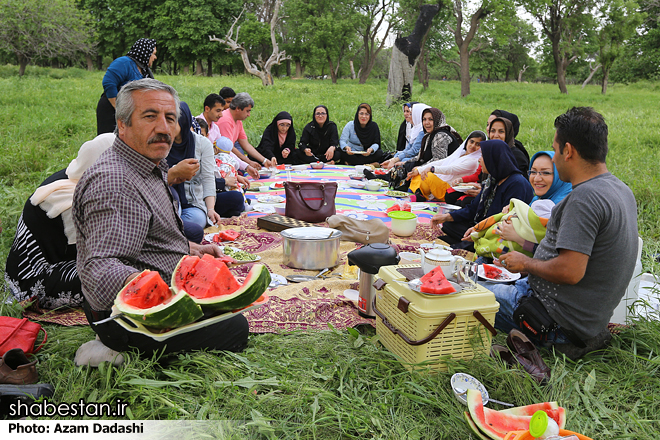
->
xmin=373 ymin=265 xmax=499 ymax=371
xmin=529 ymin=410 xmax=560 ymax=439
xmin=388 ymin=211 xmax=417 ymax=237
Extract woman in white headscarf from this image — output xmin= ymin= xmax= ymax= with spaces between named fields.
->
xmin=381 ymin=103 xmax=430 ymax=170
xmin=5 ymin=134 xmax=115 ymax=308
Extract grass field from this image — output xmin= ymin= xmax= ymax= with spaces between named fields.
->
xmin=1 ymin=69 xmax=659 ymax=437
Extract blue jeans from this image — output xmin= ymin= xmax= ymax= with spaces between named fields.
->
xmin=479 ymin=277 xmax=569 ymax=345
xmin=181 ymin=206 xmax=207 ymax=228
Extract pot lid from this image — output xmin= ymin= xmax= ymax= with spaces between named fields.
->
xmin=388 ymin=211 xmax=416 ymax=220
xmin=280 ymin=227 xmax=341 ymax=240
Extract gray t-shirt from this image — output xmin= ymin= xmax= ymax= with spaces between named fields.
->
xmin=529 ymin=172 xmax=638 ymax=340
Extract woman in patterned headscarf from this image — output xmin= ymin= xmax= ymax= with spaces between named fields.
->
xmin=96 ymin=38 xmax=157 ymax=135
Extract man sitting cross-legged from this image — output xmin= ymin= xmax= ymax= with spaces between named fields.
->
xmin=483 ymin=107 xmax=638 ymax=360
xmin=73 ymin=79 xmax=249 ymax=366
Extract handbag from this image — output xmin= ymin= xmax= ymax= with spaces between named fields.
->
xmin=0 ymin=317 xmax=47 ymax=356
xmin=327 ymin=215 xmax=390 ymax=244
xmin=513 ymin=295 xmax=585 ymax=347
xmin=284 ymin=181 xmax=337 ymax=223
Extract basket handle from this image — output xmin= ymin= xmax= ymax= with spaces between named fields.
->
xmin=473 ymin=310 xmax=497 ymax=337
xmin=372 ymin=297 xmax=456 ymax=346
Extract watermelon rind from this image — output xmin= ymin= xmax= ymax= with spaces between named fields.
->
xmin=467 ymin=389 xmax=506 ymax=440
xmin=115 ymin=288 xmax=203 ymax=329
xmin=464 ymin=411 xmax=491 ymax=440
xmin=191 ymin=263 xmax=271 ymax=312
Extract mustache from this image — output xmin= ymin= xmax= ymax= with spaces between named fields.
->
xmin=147 ymin=134 xmax=172 ymax=144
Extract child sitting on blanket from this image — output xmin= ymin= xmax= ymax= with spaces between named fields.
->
xmin=214 ymin=136 xmax=245 ymax=192
xmin=469 ymin=198 xmax=553 ymax=258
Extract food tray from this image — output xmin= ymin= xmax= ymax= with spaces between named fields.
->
xmin=374 ymin=265 xmax=498 ymax=371
xmin=112 ymin=295 xmax=269 ymax=341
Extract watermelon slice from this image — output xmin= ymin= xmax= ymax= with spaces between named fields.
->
xmin=483 ymin=264 xmax=503 ymax=280
xmin=466 ymin=390 xmax=566 ymax=440
xmin=172 ymin=256 xmax=271 ymax=312
xmin=464 ymin=412 xmax=491 ymax=440
xmin=115 ymin=270 xmax=203 ymax=329
xmin=214 ymin=229 xmax=240 ymax=242
xmin=420 ymin=266 xmax=456 ymax=294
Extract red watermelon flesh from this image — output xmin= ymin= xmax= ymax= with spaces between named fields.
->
xmin=420 ymin=267 xmax=456 ymax=294
xmin=500 ymin=401 xmax=560 ymax=417
xmin=483 ymin=264 xmax=503 ymax=280
xmin=172 ymin=255 xmax=200 ymax=292
xmin=120 ymin=271 xmax=173 ymax=309
xmin=184 ymin=256 xmax=241 ymax=299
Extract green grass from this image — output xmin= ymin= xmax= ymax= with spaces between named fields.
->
xmin=1 ymin=71 xmax=660 ymax=437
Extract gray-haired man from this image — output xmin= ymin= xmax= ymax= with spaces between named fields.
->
xmin=73 ymin=79 xmax=248 ymax=365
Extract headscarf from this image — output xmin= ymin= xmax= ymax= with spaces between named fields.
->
xmin=397 ymin=102 xmax=418 ymax=151
xmin=529 ymin=151 xmax=572 ymax=204
xmin=30 ymin=133 xmax=115 ymax=244
xmin=126 ymin=38 xmax=156 ymax=79
xmin=491 ymin=109 xmax=520 ymax=137
xmin=489 ymin=117 xmax=515 ymax=148
xmin=409 ymin=103 xmax=431 ymax=146
xmin=261 ymin=111 xmax=296 ymax=151
xmin=167 ymin=102 xmax=197 ymax=206
xmin=416 ymin=108 xmax=463 ymax=162
xmin=474 ymin=139 xmax=521 ymax=222
xmin=353 ymin=103 xmax=380 ymax=148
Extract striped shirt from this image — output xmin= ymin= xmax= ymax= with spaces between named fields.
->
xmin=73 ymin=136 xmax=189 ymax=311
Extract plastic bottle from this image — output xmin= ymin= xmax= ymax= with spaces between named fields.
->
xmin=528 ymin=410 xmax=581 ymax=439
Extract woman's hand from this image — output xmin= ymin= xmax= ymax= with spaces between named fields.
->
xmin=501 ymin=205 xmax=510 ymax=214
xmin=237 ymin=175 xmax=250 ymax=187
xmin=224 ymin=174 xmax=238 ymax=189
xmin=381 ymin=158 xmax=399 ymax=169
xmin=265 ymin=157 xmax=277 ymax=168
xmin=465 ymin=183 xmax=481 ymax=197
xmin=494 ymin=217 xmax=524 ymax=246
xmin=431 ymin=213 xmax=453 ymax=228
xmin=366 ymin=148 xmax=374 ymax=155
xmin=345 ymin=146 xmax=354 ymax=155
xmin=406 ymin=168 xmax=419 ymax=181
xmin=305 ymin=148 xmax=313 ymax=157
xmin=282 ymin=148 xmax=290 ymax=159
xmin=461 ymin=227 xmax=476 ymax=242
xmin=245 ymin=165 xmax=259 ymax=180
xmin=168 ymin=159 xmax=199 ymax=185
xmin=452 ymin=177 xmax=463 ymax=186
xmin=207 ymin=208 xmax=222 ymax=225
xmin=325 ymin=146 xmax=335 ymax=160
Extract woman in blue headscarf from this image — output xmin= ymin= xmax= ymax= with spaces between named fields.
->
xmin=528 ymin=151 xmax=572 ymax=204
xmin=166 ymin=102 xmax=220 ymax=242
xmin=431 ymin=139 xmax=534 ymax=248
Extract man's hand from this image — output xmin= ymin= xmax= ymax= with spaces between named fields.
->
xmin=498 ymin=249 xmax=589 ymax=284
xmin=265 ymin=157 xmax=277 ymax=168
xmin=168 ymin=159 xmax=199 ymax=185
xmin=248 ymin=160 xmax=262 ymax=171
xmin=282 ymin=149 xmax=290 ymax=159
xmin=431 ymin=213 xmax=453 ymax=228
xmin=189 ymin=242 xmax=222 ymax=258
xmin=237 ymin=175 xmax=250 ymax=187
xmin=496 ymin=251 xmax=530 ymax=273
xmin=325 ymin=146 xmax=335 ymax=160
xmin=245 ymin=165 xmax=259 ymax=180
xmin=345 ymin=146 xmax=354 ymax=155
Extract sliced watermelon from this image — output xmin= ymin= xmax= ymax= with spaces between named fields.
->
xmin=483 ymin=264 xmax=503 ymax=280
xmin=464 ymin=411 xmax=491 ymax=440
xmin=466 ymin=390 xmax=566 ymax=440
xmin=420 ymin=266 xmax=456 ymax=294
xmin=115 ymin=270 xmax=203 ymax=329
xmin=183 ymin=254 xmax=241 ymax=299
xmin=500 ymin=401 xmax=561 ymax=418
xmin=215 ymin=229 xmax=240 ymax=242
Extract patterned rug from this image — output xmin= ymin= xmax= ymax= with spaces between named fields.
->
xmin=22 ymin=302 xmax=89 ymax=326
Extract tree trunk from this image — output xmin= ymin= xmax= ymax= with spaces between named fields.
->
xmin=295 ymin=59 xmax=302 ymax=78
xmin=459 ymin=43 xmax=471 ymax=97
xmin=18 ymin=54 xmax=28 ymax=76
xmin=327 ymin=57 xmax=338 ymax=84
xmin=85 ymin=54 xmax=93 ymax=71
xmin=601 ymin=68 xmax=609 ymax=95
xmin=386 ymin=4 xmax=440 ymax=105
xmin=286 ymin=59 xmax=291 ymax=77
xmin=196 ymin=60 xmax=204 ymax=75
xmin=417 ymin=46 xmax=429 ymax=90
xmin=183 ymin=65 xmax=190 ymax=75
xmin=349 ymin=60 xmax=356 ymax=80
xmin=551 ymin=41 xmax=568 ymax=94
xmin=582 ymin=63 xmax=601 ymax=88
xmin=222 ymin=65 xmax=228 ymax=75
xmin=207 ymin=57 xmax=213 ymax=77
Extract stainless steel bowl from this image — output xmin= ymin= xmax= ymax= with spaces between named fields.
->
xmin=281 ymin=227 xmax=342 ymax=270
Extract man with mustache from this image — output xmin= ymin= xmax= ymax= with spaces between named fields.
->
xmin=72 ymin=79 xmax=249 ymax=366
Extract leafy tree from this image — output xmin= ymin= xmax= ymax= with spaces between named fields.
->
xmin=519 ymin=0 xmax=597 ymax=94
xmin=0 ymin=0 xmax=95 ymax=76
xmin=597 ymin=0 xmax=645 ymax=93
xmin=356 ymin=0 xmax=398 ymax=84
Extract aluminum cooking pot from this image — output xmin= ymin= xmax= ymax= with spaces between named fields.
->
xmin=281 ymin=227 xmax=342 ymax=270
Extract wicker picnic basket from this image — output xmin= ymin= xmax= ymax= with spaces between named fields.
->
xmin=373 ymin=265 xmax=500 ymax=372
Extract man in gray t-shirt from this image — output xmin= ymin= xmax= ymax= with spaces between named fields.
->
xmin=488 ymin=107 xmax=638 ymax=360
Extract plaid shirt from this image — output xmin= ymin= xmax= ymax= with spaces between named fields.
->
xmin=73 ymin=137 xmax=189 ymax=311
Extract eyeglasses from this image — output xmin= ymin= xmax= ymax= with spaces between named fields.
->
xmin=315 ymin=112 xmax=327 ymax=116
xmin=358 ymin=112 xmax=370 ymax=117
xmin=528 ymin=170 xmax=553 ymax=177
